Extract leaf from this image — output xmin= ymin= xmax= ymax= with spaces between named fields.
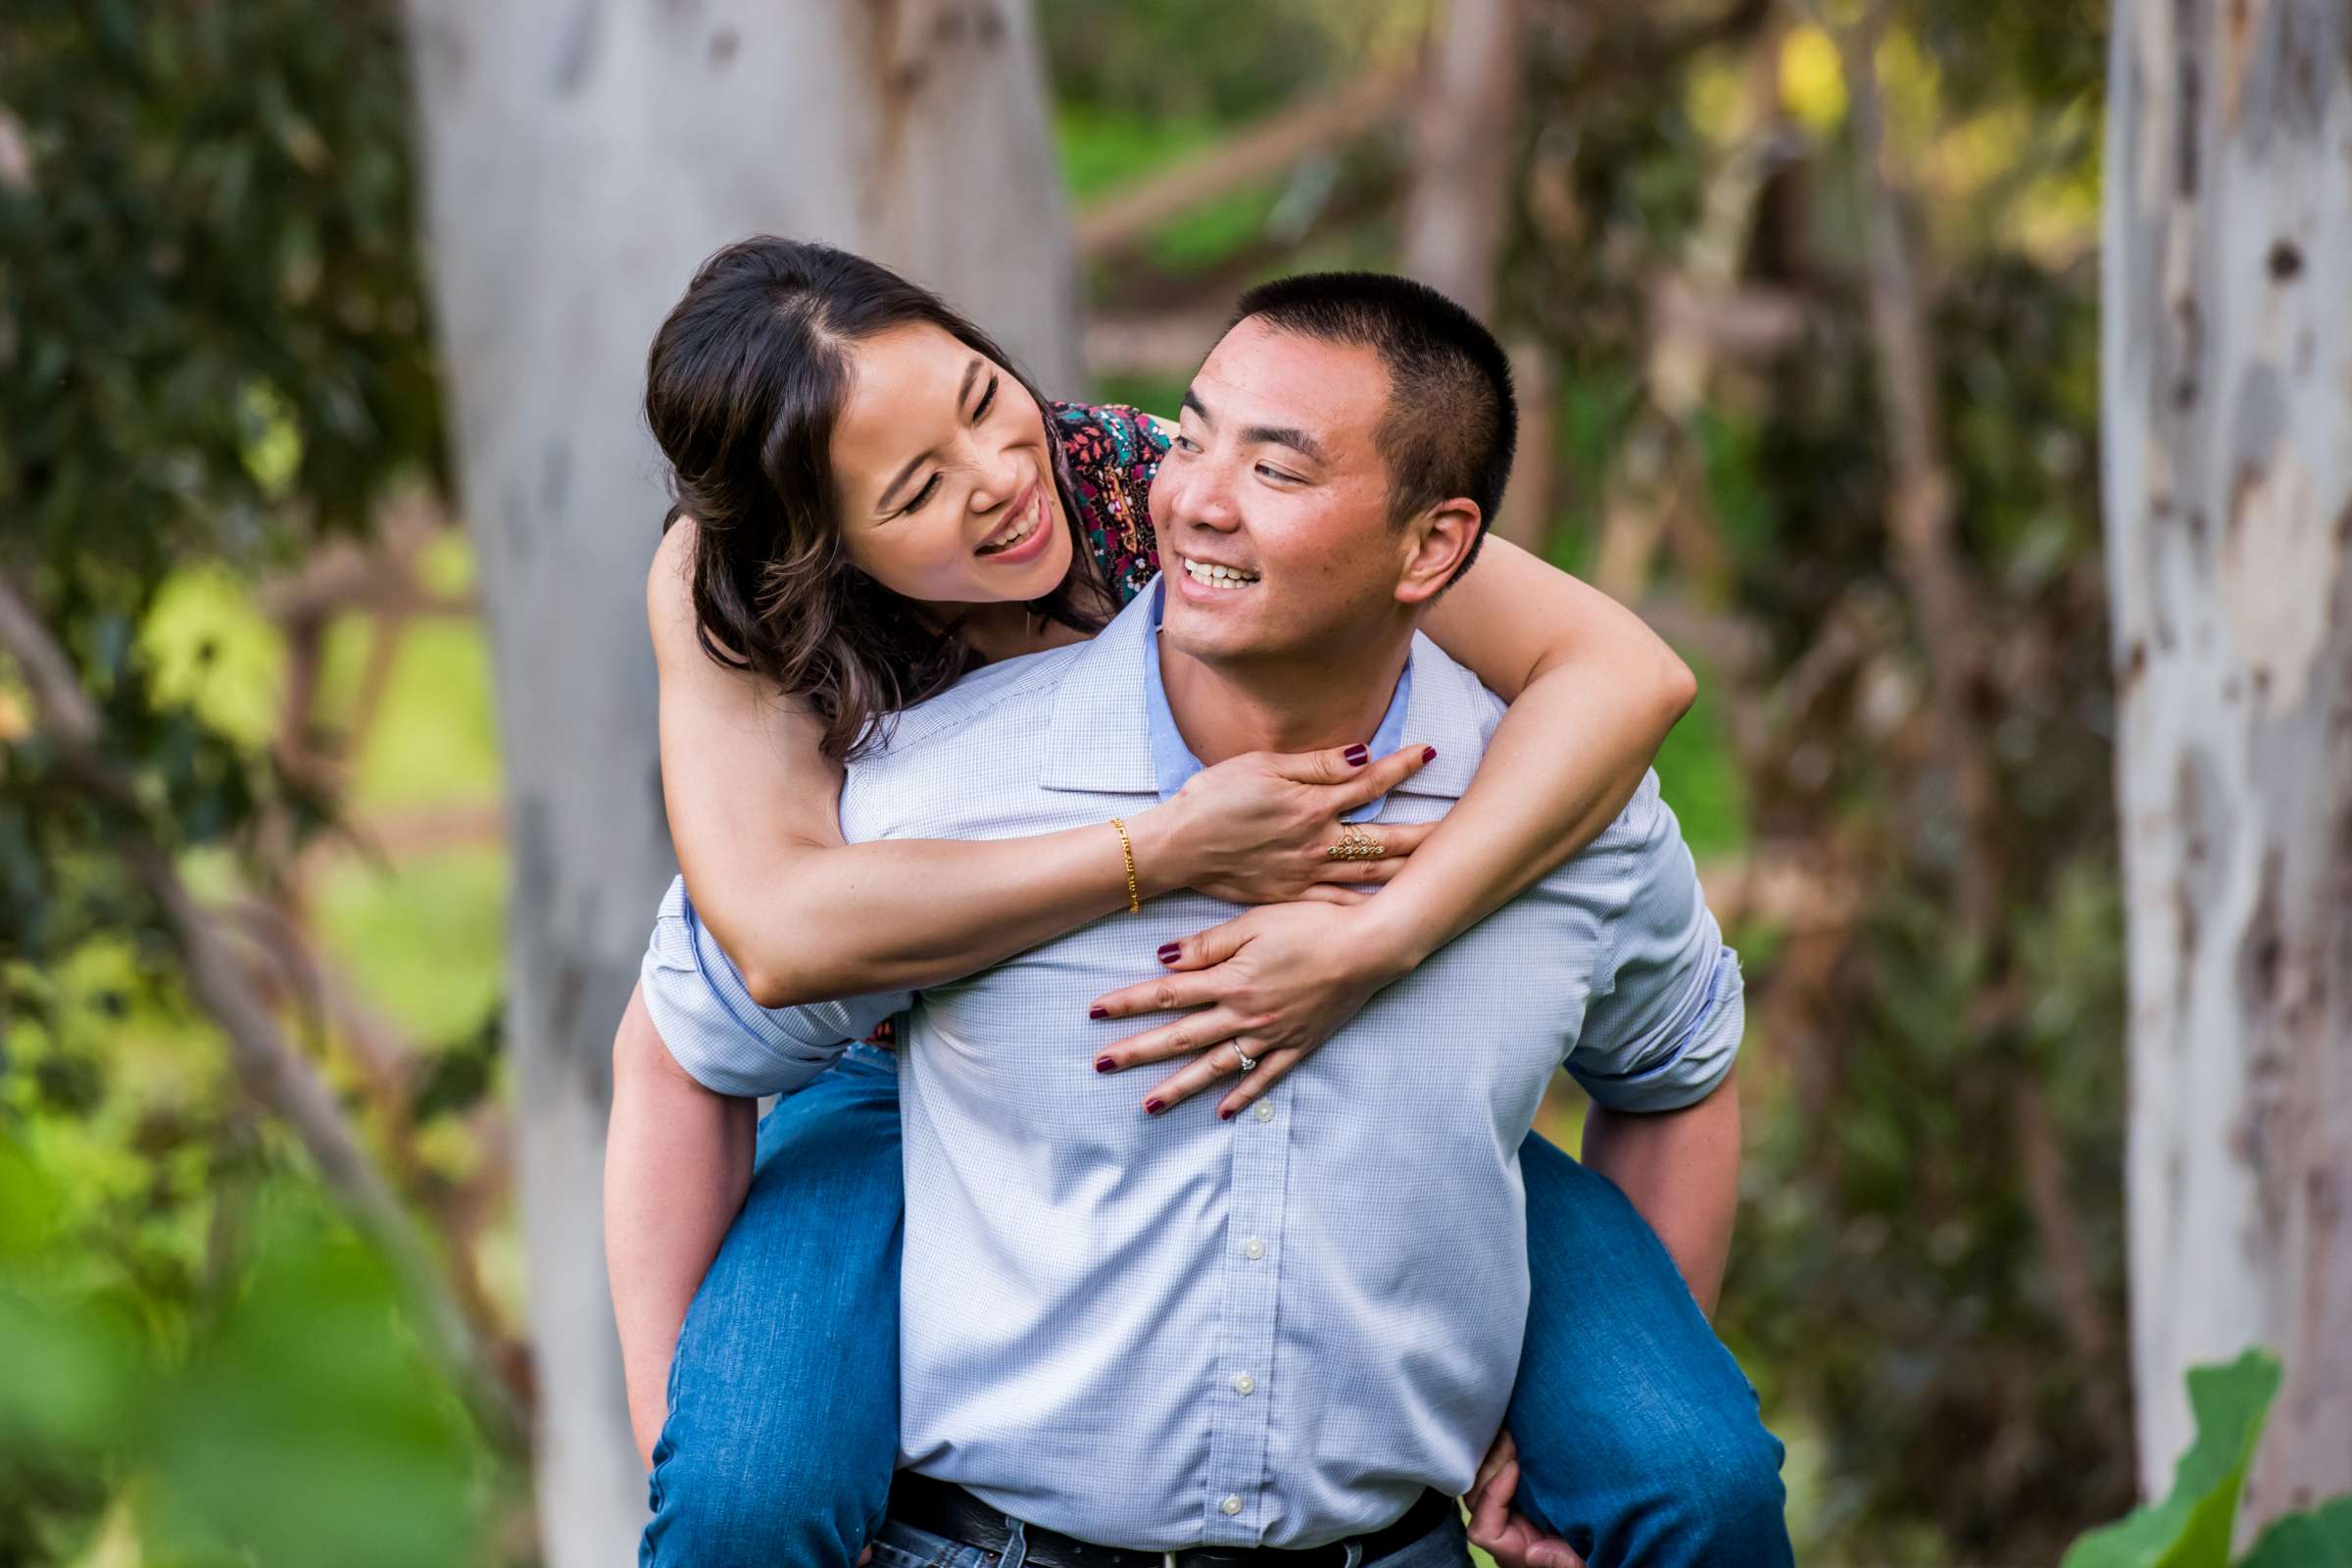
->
xmin=2060 ymin=1348 xmax=2281 ymax=1568
xmin=2239 ymin=1496 xmax=2352 ymax=1568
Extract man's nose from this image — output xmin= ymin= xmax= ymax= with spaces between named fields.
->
xmin=1164 ymin=463 xmax=1240 ymax=531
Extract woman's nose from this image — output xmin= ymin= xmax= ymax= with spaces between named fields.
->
xmin=968 ymin=442 xmax=1025 ymax=514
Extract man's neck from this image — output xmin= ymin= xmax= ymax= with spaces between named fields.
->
xmin=1158 ymin=624 xmax=1414 ymax=765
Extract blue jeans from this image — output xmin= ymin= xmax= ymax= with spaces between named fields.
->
xmin=642 ymin=1048 xmax=1791 ymax=1567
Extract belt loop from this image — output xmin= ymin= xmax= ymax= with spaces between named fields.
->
xmin=996 ymin=1516 xmax=1029 ymax=1568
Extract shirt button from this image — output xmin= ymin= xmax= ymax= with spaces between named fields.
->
xmin=1242 ymin=1237 xmax=1266 ymax=1260
xmin=1234 ymin=1372 xmax=1256 ymax=1396
xmin=1253 ymin=1101 xmax=1275 ymax=1123
xmin=1221 ymin=1494 xmax=1243 ymax=1516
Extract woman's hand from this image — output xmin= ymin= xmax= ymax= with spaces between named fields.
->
xmin=1465 ymin=1431 xmax=1586 ymax=1568
xmin=1085 ymin=898 xmax=1422 ymax=1118
xmin=1140 ymin=742 xmax=1439 ymax=906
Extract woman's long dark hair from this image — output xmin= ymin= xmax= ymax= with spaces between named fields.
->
xmin=646 ymin=237 xmax=1110 ymax=760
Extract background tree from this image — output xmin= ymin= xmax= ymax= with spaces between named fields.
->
xmin=395 ymin=0 xmax=1080 ymax=1557
xmin=2100 ymin=0 xmax=2351 ymax=1531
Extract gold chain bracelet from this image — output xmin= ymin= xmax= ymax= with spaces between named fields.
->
xmin=1108 ymin=816 xmax=1141 ymax=913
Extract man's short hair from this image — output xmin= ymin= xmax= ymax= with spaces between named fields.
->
xmin=1229 ymin=271 xmax=1516 ymax=586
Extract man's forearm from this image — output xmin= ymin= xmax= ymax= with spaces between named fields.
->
xmin=1579 ymin=1069 xmax=1740 ymax=1315
xmin=606 ymin=981 xmax=758 ymax=1469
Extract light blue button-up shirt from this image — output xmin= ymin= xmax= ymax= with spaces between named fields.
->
xmin=642 ymin=581 xmax=1742 ymax=1550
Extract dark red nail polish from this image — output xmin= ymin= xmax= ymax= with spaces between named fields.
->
xmin=1422 ymin=745 xmax=1438 ymax=763
xmin=1096 ymin=1056 xmax=1117 ymax=1073
xmin=1145 ymin=1099 xmax=1166 ymax=1115
xmin=1157 ymin=942 xmax=1181 ymax=964
xmin=1344 ymin=744 xmax=1369 ymax=766
xmin=1218 ymin=1106 xmax=1236 ymax=1120
xmin=1090 ymin=1005 xmax=1109 ymax=1019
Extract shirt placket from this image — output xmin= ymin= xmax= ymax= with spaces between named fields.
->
xmin=1200 ymin=1088 xmax=1294 ymax=1544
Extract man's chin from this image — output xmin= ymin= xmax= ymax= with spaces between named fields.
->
xmin=1159 ymin=601 xmax=1264 ymax=663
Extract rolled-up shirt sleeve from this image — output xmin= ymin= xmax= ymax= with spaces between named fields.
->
xmin=1564 ymin=786 xmax=1744 ymax=1113
xmin=639 ymin=876 xmax=912 ymax=1099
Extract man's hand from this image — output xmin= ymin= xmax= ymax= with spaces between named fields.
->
xmin=1464 ymin=1430 xmax=1585 ymax=1568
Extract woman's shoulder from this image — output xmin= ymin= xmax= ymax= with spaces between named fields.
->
xmin=1049 ymin=400 xmax=1167 ymax=609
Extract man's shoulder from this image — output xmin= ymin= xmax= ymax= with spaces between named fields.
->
xmin=1528 ymin=769 xmax=1679 ymax=914
xmin=840 ymin=644 xmax=1082 ymax=827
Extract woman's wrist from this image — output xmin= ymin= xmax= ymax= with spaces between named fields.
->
xmin=1352 ymin=881 xmax=1444 ymax=978
xmin=1118 ymin=802 xmax=1198 ymax=903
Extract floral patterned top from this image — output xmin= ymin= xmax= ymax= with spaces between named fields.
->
xmin=1052 ymin=400 xmax=1170 ymax=608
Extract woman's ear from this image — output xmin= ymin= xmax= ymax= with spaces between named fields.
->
xmin=1394 ymin=498 xmax=1483 ymax=606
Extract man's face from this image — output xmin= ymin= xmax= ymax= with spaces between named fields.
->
xmin=1147 ymin=318 xmax=1406 ymax=665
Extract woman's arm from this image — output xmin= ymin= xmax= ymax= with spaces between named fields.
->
xmin=650 ymin=520 xmax=1432 ymax=1007
xmin=1379 ymin=535 xmax=1697 ymax=961
xmin=1089 ymin=539 xmax=1697 ymax=1115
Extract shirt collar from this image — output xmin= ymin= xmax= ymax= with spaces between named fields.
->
xmin=1038 ymin=575 xmax=1485 ymax=806
xmin=1142 ymin=581 xmax=1412 ymax=822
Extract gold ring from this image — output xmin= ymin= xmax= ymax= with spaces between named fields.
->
xmin=1323 ymin=823 xmax=1386 ymax=862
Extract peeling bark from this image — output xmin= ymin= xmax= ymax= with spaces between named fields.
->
xmin=398 ymin=3 xmax=1078 ymax=1558
xmin=2102 ymin=0 xmax=2352 ymax=1526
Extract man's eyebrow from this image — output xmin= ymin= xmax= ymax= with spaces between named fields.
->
xmin=1242 ymin=422 xmax=1328 ymax=466
xmin=876 ymin=357 xmax=986 ymax=514
xmin=1179 ymin=389 xmax=1328 ymax=466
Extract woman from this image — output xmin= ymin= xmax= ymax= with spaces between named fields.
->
xmin=612 ymin=239 xmax=1774 ymax=1567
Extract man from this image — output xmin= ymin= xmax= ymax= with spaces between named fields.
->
xmin=640 ymin=274 xmax=1790 ymax=1565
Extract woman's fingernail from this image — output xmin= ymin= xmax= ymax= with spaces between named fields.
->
xmin=1344 ymin=744 xmax=1369 ymax=766
xmin=1157 ymin=942 xmax=1181 ymax=964
xmin=1089 ymin=1004 xmax=1109 ymax=1019
xmin=1145 ymin=1099 xmax=1166 ymax=1115
xmin=1218 ymin=1105 xmax=1236 ymax=1120
xmin=1096 ymin=1056 xmax=1117 ymax=1073
xmin=1422 ymin=745 xmax=1438 ymax=763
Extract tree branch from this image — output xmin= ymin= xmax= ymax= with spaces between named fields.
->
xmin=1839 ymin=0 xmax=2002 ymax=931
xmin=1075 ymin=59 xmax=1420 ymax=258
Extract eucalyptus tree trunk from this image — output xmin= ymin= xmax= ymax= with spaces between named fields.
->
xmin=2101 ymin=0 xmax=2351 ymax=1528
xmin=399 ymin=3 xmax=1078 ymax=1560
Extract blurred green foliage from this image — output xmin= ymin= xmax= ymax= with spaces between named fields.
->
xmin=0 ymin=2 xmax=500 ymax=1562
xmin=0 ymin=0 xmax=439 ymax=965
xmin=0 ymin=1125 xmax=488 ymax=1564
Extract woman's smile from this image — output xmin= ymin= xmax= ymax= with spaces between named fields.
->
xmin=973 ymin=479 xmax=1053 ymax=564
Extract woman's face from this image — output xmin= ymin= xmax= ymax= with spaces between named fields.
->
xmin=829 ymin=322 xmax=1073 ymax=612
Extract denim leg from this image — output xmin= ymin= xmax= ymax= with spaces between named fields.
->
xmin=640 ymin=1046 xmax=905 ymax=1568
xmin=1503 ymin=1130 xmax=1793 ymax=1568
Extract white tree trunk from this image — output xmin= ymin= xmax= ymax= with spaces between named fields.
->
xmin=2102 ymin=0 xmax=2352 ymax=1528
xmin=399 ymin=4 xmax=1077 ymax=1561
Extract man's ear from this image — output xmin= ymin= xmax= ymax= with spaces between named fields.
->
xmin=1394 ymin=498 xmax=1482 ymax=606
